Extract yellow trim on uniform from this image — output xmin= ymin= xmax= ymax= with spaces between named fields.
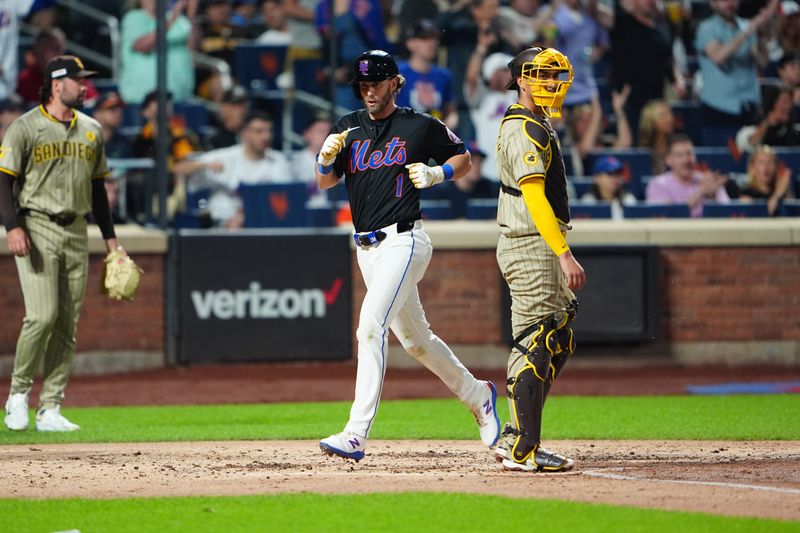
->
xmin=0 ymin=166 xmax=18 ymax=177
xmin=520 ymin=179 xmax=569 ymax=256
xmin=92 ymin=171 xmax=111 ymax=180
xmin=518 ymin=173 xmax=545 ymax=186
xmin=38 ymin=105 xmax=77 ymax=128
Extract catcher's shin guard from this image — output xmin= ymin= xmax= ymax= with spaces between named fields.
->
xmin=544 ymin=299 xmax=579 ymax=399
xmin=506 ymin=317 xmax=558 ymax=463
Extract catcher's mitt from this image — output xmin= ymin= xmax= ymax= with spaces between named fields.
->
xmin=102 ymin=249 xmax=143 ymax=301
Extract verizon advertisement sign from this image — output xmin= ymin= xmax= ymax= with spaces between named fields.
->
xmin=171 ymin=231 xmax=352 ymax=364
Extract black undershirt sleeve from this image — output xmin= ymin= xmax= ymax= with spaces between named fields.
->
xmin=0 ymin=174 xmax=18 ymax=231
xmin=92 ymin=178 xmax=116 ymax=240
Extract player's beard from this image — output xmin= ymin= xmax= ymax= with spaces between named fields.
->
xmin=61 ymin=89 xmax=86 ymax=109
xmin=364 ymin=89 xmax=393 ymax=117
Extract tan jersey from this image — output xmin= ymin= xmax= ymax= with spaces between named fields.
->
xmin=496 ymin=104 xmax=570 ymax=238
xmin=0 ymin=105 xmax=109 ymax=217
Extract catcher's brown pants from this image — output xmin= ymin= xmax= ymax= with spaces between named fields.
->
xmin=10 ymin=213 xmax=88 ymax=409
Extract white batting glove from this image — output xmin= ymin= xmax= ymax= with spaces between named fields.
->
xmin=406 ymin=162 xmax=445 ymax=189
xmin=317 ymin=132 xmax=346 ymax=167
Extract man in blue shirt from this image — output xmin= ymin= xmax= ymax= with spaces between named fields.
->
xmin=396 ymin=19 xmax=457 ymax=130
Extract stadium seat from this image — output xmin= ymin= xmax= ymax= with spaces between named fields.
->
xmin=703 ymin=201 xmax=770 ymax=218
xmin=570 ymin=202 xmax=612 ymax=219
xmin=239 ymin=182 xmax=308 ymax=228
xmin=779 ymin=199 xmax=800 ymax=216
xmin=670 ymin=101 xmax=702 ymax=145
xmin=694 ymin=146 xmax=747 ymax=174
xmin=586 ymin=149 xmax=653 ymax=183
xmin=420 ymin=200 xmax=453 ymax=220
xmin=623 ymin=204 xmax=690 ymax=218
xmin=465 ymin=199 xmax=497 ymax=220
xmin=174 ymin=101 xmax=210 ymax=132
xmin=234 ymin=44 xmax=288 ymax=91
xmin=570 ymin=177 xmax=594 ymax=199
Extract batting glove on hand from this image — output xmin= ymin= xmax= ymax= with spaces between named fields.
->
xmin=318 ymin=132 xmax=347 ymax=167
xmin=406 ymin=162 xmax=445 ymax=189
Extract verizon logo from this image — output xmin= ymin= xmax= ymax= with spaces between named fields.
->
xmin=191 ymin=279 xmax=343 ymax=320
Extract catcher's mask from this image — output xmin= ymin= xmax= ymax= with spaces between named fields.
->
xmin=351 ymin=50 xmax=403 ymax=101
xmin=506 ymin=47 xmax=574 ymax=118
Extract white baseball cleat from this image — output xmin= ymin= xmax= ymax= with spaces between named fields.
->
xmin=35 ymin=406 xmax=79 ymax=432
xmin=4 ymin=392 xmax=30 ymax=431
xmin=320 ymin=431 xmax=367 ymax=462
xmin=472 ymin=381 xmax=501 ymax=447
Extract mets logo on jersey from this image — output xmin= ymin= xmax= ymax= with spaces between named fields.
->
xmin=523 ymin=151 xmax=538 ymax=166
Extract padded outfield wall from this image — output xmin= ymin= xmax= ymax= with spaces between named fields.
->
xmin=0 ymin=219 xmax=798 ymax=375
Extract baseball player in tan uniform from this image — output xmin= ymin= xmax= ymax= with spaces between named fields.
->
xmin=1 ymin=55 xmax=123 ymax=432
xmin=494 ymin=47 xmax=586 ymax=472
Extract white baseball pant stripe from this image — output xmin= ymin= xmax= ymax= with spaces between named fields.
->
xmin=345 ymin=221 xmax=482 ymax=438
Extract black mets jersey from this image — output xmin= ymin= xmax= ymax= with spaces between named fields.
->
xmin=329 ymin=107 xmax=466 ymax=233
xmin=496 ymin=104 xmax=570 ymax=237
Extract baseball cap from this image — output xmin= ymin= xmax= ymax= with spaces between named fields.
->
xmin=44 ymin=55 xmax=97 ymax=81
xmin=142 ymin=90 xmax=173 ymax=108
xmin=405 ymin=19 xmax=440 ymax=41
xmin=221 ymin=85 xmax=248 ymax=104
xmin=482 ymin=52 xmax=514 ymax=82
xmin=95 ymin=91 xmax=124 ymax=110
xmin=592 ymin=156 xmax=624 ymax=175
xmin=781 ymin=0 xmax=799 ymax=15
xmin=505 ymin=47 xmax=543 ymax=90
xmin=466 ymin=141 xmax=487 ymax=158
xmin=778 ymin=52 xmax=800 ymax=69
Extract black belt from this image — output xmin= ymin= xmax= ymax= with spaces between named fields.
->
xmin=353 ymin=220 xmax=416 ymax=247
xmin=500 ymin=182 xmax=522 ymax=197
xmin=19 ymin=208 xmax=78 ymax=227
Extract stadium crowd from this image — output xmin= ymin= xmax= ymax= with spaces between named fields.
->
xmin=0 ymin=0 xmax=798 ymax=225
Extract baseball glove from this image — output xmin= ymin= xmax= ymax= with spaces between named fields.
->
xmin=102 ymin=249 xmax=143 ymax=301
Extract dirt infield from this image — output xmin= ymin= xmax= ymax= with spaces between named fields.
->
xmin=3 ymin=362 xmax=800 ymax=521
xmin=1 ymin=440 xmax=799 ymax=521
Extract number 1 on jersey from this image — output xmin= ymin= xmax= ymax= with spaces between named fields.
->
xmin=396 ymin=173 xmax=404 ymax=197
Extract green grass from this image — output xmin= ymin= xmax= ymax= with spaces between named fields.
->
xmin=2 ymin=493 xmax=797 ymax=533
xmin=1 ymin=395 xmax=798 ymax=445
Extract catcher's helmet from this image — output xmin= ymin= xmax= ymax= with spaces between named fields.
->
xmin=351 ymin=50 xmax=399 ymax=101
xmin=506 ymin=47 xmax=574 ymax=118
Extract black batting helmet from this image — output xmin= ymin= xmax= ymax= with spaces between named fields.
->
xmin=351 ymin=50 xmax=400 ymax=101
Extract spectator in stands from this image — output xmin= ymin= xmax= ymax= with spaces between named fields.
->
xmin=0 ymin=0 xmax=33 ymax=100
xmin=646 ymin=134 xmax=730 ymax=217
xmin=777 ymin=0 xmax=800 ymax=56
xmin=464 ymin=52 xmax=516 ymax=180
xmin=26 ymin=0 xmax=62 ymax=30
xmin=92 ymin=91 xmax=133 ymax=159
xmin=777 ymin=52 xmax=800 ymax=106
xmin=610 ymin=0 xmax=685 ymax=143
xmin=420 ymin=142 xmax=499 ymax=219
xmin=282 ymin=0 xmax=323 ymax=56
xmin=396 ymin=19 xmax=457 ymax=129
xmin=129 ymin=90 xmax=204 ymax=223
xmin=638 ymin=99 xmax=675 ymax=174
xmin=739 ymin=144 xmax=793 ymax=216
xmin=207 ymin=85 xmax=249 ymax=149
xmin=439 ymin=0 xmax=511 ymax=141
xmin=736 ymin=85 xmax=800 ymax=150
xmin=580 ymin=155 xmax=638 ymax=219
xmin=290 ymin=114 xmax=331 ymax=202
xmin=119 ymin=0 xmax=196 ymax=105
xmin=695 ymin=0 xmax=777 ymax=147
xmin=315 ymin=0 xmax=393 ymax=111
xmin=0 ymin=96 xmax=25 ymax=144
xmin=560 ymin=85 xmax=632 ymax=176
xmin=231 ymin=0 xmax=259 ymax=29
xmin=256 ymin=0 xmax=292 ymax=45
xmin=17 ymin=28 xmax=99 ymax=106
xmin=497 ymin=0 xmax=559 ymax=51
xmin=185 ymin=111 xmax=292 ymax=228
xmin=553 ymin=0 xmax=611 ymax=109
xmin=396 ymin=0 xmax=441 ymax=44
xmin=196 ymin=0 xmax=251 ymax=101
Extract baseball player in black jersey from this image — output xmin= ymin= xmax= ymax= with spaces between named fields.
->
xmin=493 ymin=47 xmax=586 ymax=472
xmin=316 ymin=50 xmax=500 ymax=462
